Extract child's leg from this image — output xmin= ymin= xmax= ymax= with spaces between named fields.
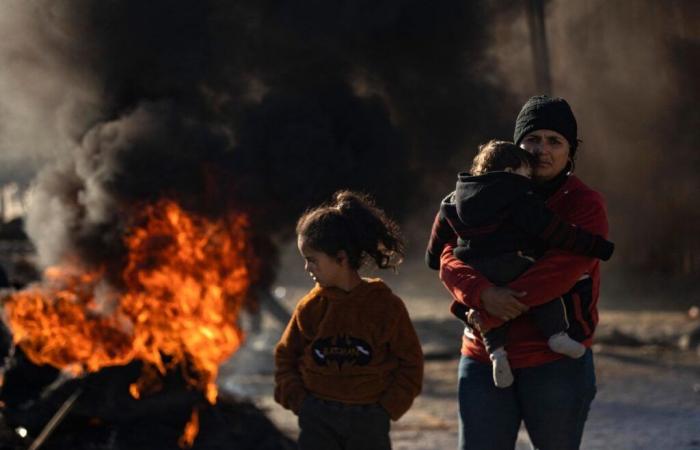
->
xmin=482 ymin=326 xmax=508 ymax=354
xmin=531 ymin=298 xmax=586 ymax=358
xmin=343 ymin=404 xmax=391 ymax=450
xmin=483 ymin=326 xmax=514 ymax=388
xmin=465 ymin=252 xmax=533 ymax=286
xmin=299 ymin=396 xmax=390 ymax=450
xmin=298 ymin=396 xmax=343 ymax=450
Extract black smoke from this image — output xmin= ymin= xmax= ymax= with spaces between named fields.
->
xmin=14 ymin=0 xmax=516 ymax=289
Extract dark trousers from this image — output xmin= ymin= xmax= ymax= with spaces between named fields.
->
xmin=482 ymin=297 xmax=570 ymax=353
xmin=457 ymin=349 xmax=596 ymax=450
xmin=298 ymin=395 xmax=391 ymax=450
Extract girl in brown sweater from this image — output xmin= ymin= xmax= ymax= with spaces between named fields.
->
xmin=274 ymin=190 xmax=423 ymax=450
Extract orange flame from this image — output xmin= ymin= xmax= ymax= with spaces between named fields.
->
xmin=178 ymin=408 xmax=200 ymax=449
xmin=4 ymin=199 xmax=253 ymax=409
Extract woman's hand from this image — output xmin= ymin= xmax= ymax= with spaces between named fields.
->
xmin=481 ymin=287 xmax=529 ymax=322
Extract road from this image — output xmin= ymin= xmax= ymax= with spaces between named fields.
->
xmin=220 ymin=306 xmax=700 ymax=450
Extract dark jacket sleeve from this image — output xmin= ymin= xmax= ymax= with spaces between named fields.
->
xmin=510 ymin=193 xmax=614 ymax=261
xmin=508 ymin=190 xmax=609 ymax=307
xmin=426 ymin=208 xmax=457 ymax=270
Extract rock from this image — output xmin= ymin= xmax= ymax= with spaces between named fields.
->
xmin=678 ymin=324 xmax=700 ymax=352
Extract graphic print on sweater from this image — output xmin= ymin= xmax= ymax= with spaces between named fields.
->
xmin=311 ymin=335 xmax=373 ymax=368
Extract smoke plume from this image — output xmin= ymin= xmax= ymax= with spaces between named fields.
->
xmin=1 ymin=0 xmax=516 ymax=289
xmin=6 ymin=0 xmax=697 ymax=289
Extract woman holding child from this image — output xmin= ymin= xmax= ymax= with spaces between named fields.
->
xmin=439 ymin=96 xmax=609 ymax=450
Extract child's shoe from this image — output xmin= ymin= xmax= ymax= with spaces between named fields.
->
xmin=548 ymin=332 xmax=586 ymax=358
xmin=489 ymin=348 xmax=514 ymax=388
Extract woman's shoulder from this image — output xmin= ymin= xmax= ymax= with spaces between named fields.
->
xmin=559 ymin=175 xmax=606 ymax=206
xmin=553 ymin=176 xmax=609 ymax=233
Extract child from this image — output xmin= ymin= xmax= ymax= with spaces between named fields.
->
xmin=275 ymin=190 xmax=423 ymax=450
xmin=426 ymin=140 xmax=614 ymax=388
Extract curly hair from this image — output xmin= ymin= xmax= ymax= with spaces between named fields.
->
xmin=470 ymin=140 xmax=537 ymax=176
xmin=296 ymin=190 xmax=404 ymax=270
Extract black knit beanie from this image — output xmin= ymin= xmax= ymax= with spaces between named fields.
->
xmin=513 ymin=95 xmax=578 ymax=155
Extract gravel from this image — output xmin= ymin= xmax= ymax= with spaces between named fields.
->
xmin=221 ymin=303 xmax=700 ymax=450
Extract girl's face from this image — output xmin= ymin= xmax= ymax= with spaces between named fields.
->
xmin=297 ymin=236 xmax=347 ymax=289
xmin=519 ymin=129 xmax=570 ymax=182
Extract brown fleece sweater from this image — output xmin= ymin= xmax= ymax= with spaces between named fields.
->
xmin=274 ymin=278 xmax=423 ymax=421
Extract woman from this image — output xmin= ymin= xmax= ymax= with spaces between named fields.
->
xmin=440 ymin=95 xmax=608 ymax=450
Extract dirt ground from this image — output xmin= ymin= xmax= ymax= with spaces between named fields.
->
xmin=219 ymin=288 xmax=700 ymax=450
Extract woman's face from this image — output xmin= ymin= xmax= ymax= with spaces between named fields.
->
xmin=519 ymin=129 xmax=570 ymax=182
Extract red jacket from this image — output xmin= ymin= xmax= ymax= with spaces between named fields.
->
xmin=439 ymin=175 xmax=609 ymax=368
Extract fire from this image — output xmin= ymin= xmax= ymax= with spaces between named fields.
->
xmin=4 ymin=265 xmax=135 ymax=374
xmin=120 ymin=200 xmax=252 ymax=403
xmin=4 ymin=199 xmax=255 ymax=445
xmin=178 ymin=407 xmax=200 ymax=448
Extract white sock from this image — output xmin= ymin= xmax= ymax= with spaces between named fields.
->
xmin=489 ymin=348 xmax=514 ymax=388
xmin=548 ymin=332 xmax=586 ymax=358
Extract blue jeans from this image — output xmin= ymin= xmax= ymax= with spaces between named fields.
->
xmin=457 ymin=349 xmax=596 ymax=450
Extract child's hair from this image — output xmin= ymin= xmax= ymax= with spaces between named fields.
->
xmin=296 ymin=190 xmax=404 ymax=270
xmin=470 ymin=140 xmax=537 ymax=176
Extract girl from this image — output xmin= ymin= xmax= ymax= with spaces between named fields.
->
xmin=274 ymin=190 xmax=423 ymax=450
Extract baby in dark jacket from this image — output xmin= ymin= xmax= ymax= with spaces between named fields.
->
xmin=426 ymin=140 xmax=614 ymax=387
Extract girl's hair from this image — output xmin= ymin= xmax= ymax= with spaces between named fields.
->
xmin=470 ymin=140 xmax=537 ymax=176
xmin=296 ymin=190 xmax=404 ymax=270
